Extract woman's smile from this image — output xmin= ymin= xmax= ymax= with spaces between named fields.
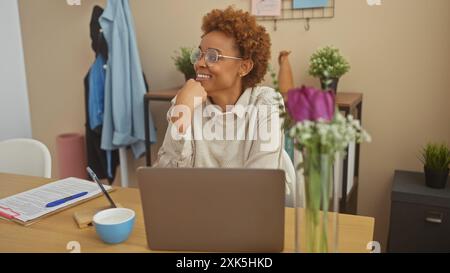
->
xmin=196 ymin=72 xmax=212 ymax=81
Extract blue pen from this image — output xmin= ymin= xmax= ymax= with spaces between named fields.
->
xmin=45 ymin=192 xmax=89 ymax=208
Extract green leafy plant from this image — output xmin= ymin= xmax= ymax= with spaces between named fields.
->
xmin=172 ymin=47 xmax=196 ymax=81
xmin=419 ymin=143 xmax=450 ymax=171
xmin=308 ymin=46 xmax=350 ymax=80
xmin=268 ymin=65 xmax=292 ymax=129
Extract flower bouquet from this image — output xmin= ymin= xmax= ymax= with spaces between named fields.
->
xmin=281 ymin=86 xmax=371 ymax=253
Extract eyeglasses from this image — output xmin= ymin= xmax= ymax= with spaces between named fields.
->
xmin=190 ymin=48 xmax=242 ymax=66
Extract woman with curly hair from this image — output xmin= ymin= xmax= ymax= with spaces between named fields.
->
xmin=154 ymin=6 xmax=291 ymax=196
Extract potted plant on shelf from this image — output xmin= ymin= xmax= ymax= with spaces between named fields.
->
xmin=419 ymin=143 xmax=450 ymax=189
xmin=308 ymin=46 xmax=350 ymax=94
xmin=172 ymin=47 xmax=196 ymax=81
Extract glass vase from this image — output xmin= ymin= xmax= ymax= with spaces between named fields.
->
xmin=295 ymin=148 xmax=339 ymax=253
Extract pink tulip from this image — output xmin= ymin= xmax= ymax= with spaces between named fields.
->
xmin=286 ymin=86 xmax=335 ymax=122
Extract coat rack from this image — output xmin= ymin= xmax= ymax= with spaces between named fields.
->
xmin=255 ymin=0 xmax=335 ymax=31
xmin=119 ymin=148 xmax=129 ymax=187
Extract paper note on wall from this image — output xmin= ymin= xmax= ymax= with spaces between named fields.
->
xmin=293 ymin=0 xmax=329 ymax=9
xmin=251 ymin=0 xmax=282 ymax=16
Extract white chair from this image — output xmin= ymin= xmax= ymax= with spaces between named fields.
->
xmin=0 ymin=138 xmax=52 ymax=178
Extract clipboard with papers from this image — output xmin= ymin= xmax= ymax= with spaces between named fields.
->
xmin=0 ymin=177 xmax=114 ymax=226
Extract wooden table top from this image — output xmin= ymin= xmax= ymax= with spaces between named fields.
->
xmin=0 ymin=173 xmax=374 ymax=253
xmin=145 ymin=87 xmax=362 ymax=110
xmin=335 ymin=92 xmax=363 ymax=109
xmin=144 ymin=87 xmax=179 ymax=101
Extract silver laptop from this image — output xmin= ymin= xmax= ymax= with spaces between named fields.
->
xmin=137 ymin=168 xmax=285 ymax=252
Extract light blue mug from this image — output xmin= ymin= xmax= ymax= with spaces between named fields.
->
xmin=93 ymin=208 xmax=135 ymax=244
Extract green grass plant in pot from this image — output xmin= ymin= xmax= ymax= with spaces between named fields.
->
xmin=173 ymin=47 xmax=196 ymax=81
xmin=419 ymin=143 xmax=450 ymax=189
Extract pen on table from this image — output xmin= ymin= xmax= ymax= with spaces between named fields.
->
xmin=45 ymin=191 xmax=88 ymax=208
xmin=86 ymin=167 xmax=117 ymax=208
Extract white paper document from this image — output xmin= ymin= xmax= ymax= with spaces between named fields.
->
xmin=0 ymin=177 xmax=111 ymax=223
xmin=252 ymin=0 xmax=282 ymax=16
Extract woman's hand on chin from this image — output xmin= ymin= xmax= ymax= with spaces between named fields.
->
xmin=176 ymin=79 xmax=207 ymax=110
xmin=170 ymin=79 xmax=207 ymax=134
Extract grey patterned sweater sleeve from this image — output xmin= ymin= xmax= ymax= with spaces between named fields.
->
xmin=152 ymin=101 xmax=194 ymax=168
xmin=244 ymin=89 xmax=285 ymax=170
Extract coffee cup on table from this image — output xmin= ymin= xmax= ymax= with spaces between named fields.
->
xmin=93 ymin=208 xmax=135 ymax=244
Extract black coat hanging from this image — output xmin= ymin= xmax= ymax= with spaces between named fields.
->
xmin=84 ymin=5 xmax=119 ymax=184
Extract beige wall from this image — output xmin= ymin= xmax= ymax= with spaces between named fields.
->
xmin=18 ymin=0 xmax=450 ymax=251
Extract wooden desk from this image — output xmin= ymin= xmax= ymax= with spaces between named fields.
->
xmin=145 ymin=87 xmax=179 ymax=102
xmin=145 ymin=90 xmax=362 ymax=111
xmin=144 ymin=87 xmax=180 ymax=166
xmin=0 ymin=173 xmax=374 ymax=253
xmin=335 ymin=92 xmax=363 ymax=214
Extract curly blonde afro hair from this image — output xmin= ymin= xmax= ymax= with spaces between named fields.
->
xmin=201 ymin=6 xmax=271 ymax=91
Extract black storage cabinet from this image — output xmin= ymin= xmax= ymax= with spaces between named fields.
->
xmin=388 ymin=170 xmax=450 ymax=252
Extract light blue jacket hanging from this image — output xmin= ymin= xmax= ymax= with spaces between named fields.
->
xmin=99 ymin=0 xmax=157 ymax=158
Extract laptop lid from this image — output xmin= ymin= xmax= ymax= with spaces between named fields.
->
xmin=137 ymin=168 xmax=285 ymax=252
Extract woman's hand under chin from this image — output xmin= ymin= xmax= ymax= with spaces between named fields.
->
xmin=176 ymin=79 xmax=207 ymax=109
xmin=170 ymin=79 xmax=207 ymax=134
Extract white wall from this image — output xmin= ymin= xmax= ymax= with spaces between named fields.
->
xmin=0 ymin=0 xmax=31 ymax=141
